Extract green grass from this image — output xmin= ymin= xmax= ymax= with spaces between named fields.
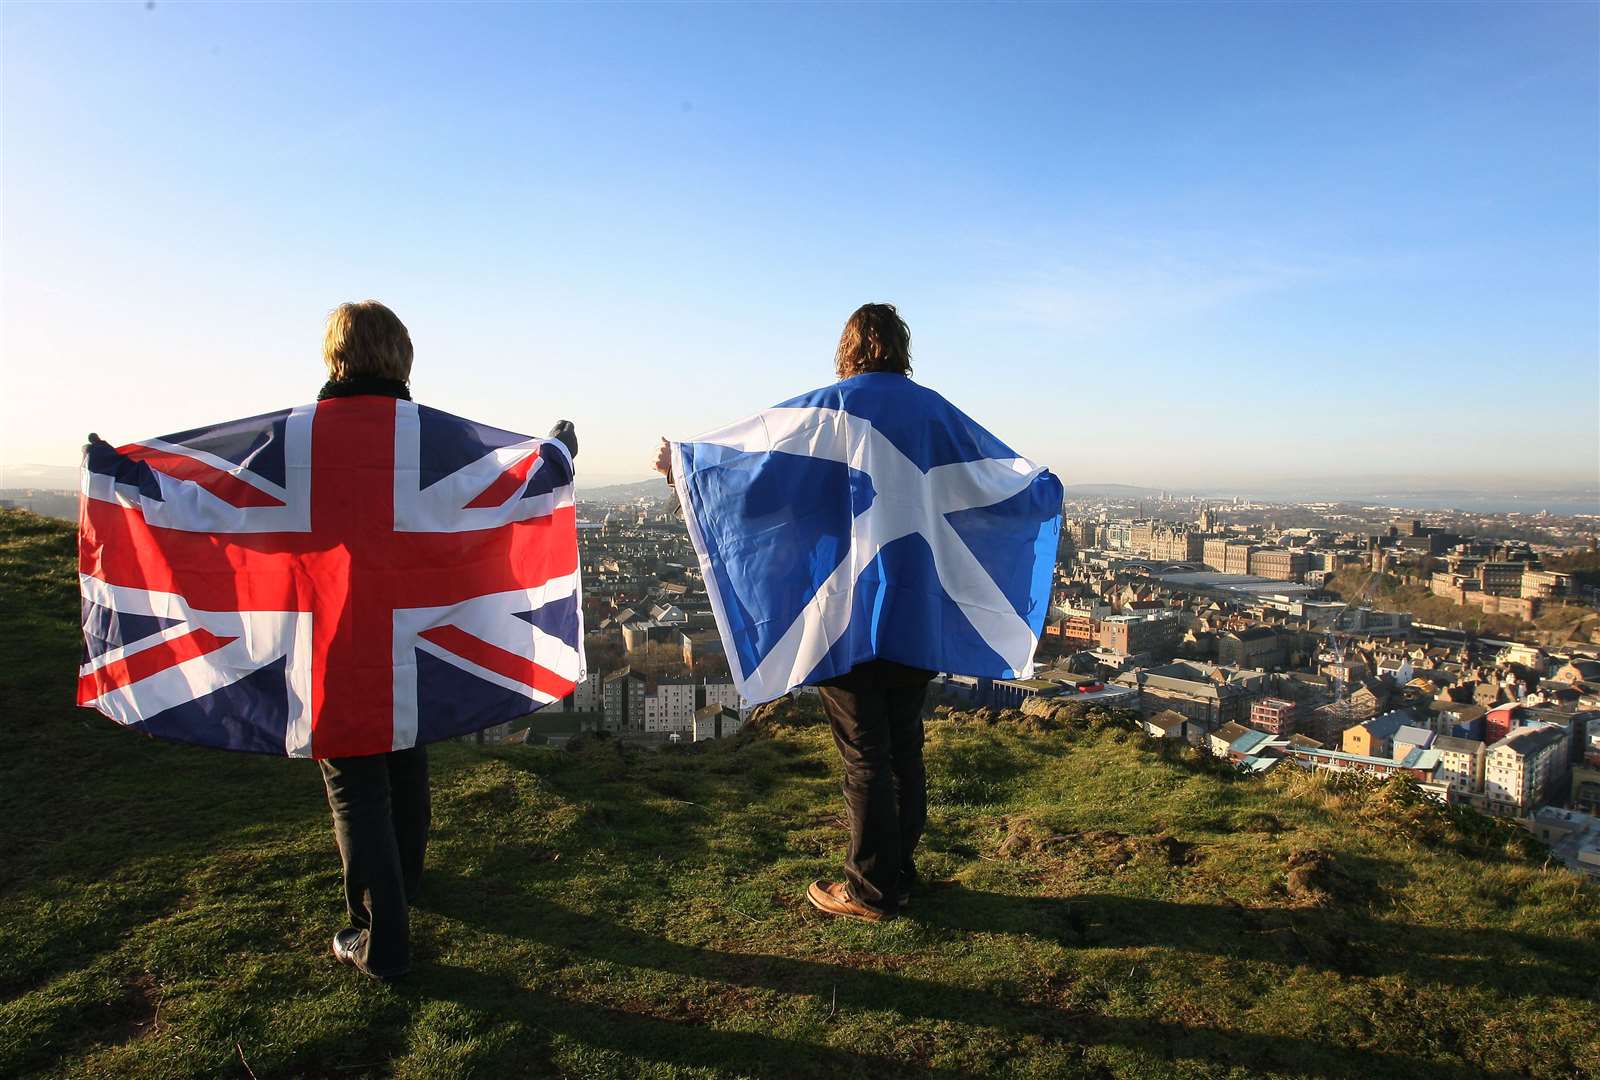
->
xmin=3 ymin=507 xmax=1598 ymax=1079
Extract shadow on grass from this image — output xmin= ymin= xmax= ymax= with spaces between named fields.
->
xmin=417 ymin=963 xmax=977 ymax=1080
xmin=1 ymin=716 xmax=330 ymax=892
xmin=915 ymin=886 xmax=1600 ymax=1002
xmin=0 ymin=719 xmax=333 ymax=1001
xmin=428 ymin=885 xmax=1528 ymax=1080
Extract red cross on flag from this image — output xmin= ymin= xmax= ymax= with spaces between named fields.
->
xmin=77 ymin=396 xmax=585 ymax=758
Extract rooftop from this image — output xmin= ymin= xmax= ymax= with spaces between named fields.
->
xmin=1154 ymin=570 xmax=1320 ymax=599
xmin=1363 ymin=711 xmax=1415 ymax=740
xmin=1226 ymin=626 xmax=1279 ymax=642
xmin=1399 ymin=747 xmax=1443 ymax=771
xmin=1102 ymin=611 xmax=1179 ymax=624
xmin=1490 ymin=723 xmax=1569 ymax=756
xmin=1290 ymin=746 xmax=1434 ymax=771
xmin=1231 ymin=729 xmax=1273 ymax=755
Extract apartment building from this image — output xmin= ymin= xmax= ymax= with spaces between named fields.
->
xmin=602 ymin=667 xmax=647 ymax=732
xmin=1483 ymin=723 xmax=1571 ymax=817
xmin=1250 ymin=697 xmax=1297 ymax=736
xmin=1099 ymin=611 xmax=1181 ymax=657
xmin=568 ymin=670 xmax=603 ymax=712
xmin=1433 ymin=736 xmax=1486 ymax=800
xmin=701 ymin=680 xmax=748 ymax=717
xmin=1059 ymin=603 xmax=1106 ymax=649
xmin=693 ymin=705 xmax=742 ymax=742
xmin=643 ymin=677 xmax=699 ymax=735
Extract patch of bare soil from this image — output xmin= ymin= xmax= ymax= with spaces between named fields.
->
xmin=1284 ymin=848 xmax=1365 ymax=907
xmin=994 ymin=817 xmax=1199 ymax=871
xmin=105 ymin=973 xmax=162 ymax=1046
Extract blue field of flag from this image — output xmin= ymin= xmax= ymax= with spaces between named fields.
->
xmin=672 ymin=373 xmax=1062 ymax=704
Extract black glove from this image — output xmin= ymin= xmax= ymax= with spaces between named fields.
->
xmin=548 ymin=420 xmax=577 ymax=460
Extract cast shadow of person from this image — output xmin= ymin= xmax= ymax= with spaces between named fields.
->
xmin=908 ymin=880 xmax=1598 ymax=1002
xmin=415 ymin=877 xmax=1535 ymax=1080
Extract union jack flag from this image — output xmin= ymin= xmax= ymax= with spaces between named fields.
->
xmin=77 ymin=397 xmax=585 ymax=758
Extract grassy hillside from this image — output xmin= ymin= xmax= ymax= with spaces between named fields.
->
xmin=1324 ymin=565 xmax=1600 ymax=641
xmin=2 ymin=507 xmax=1597 ymax=1080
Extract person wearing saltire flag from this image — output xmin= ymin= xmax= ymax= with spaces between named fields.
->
xmin=655 ymin=303 xmax=1061 ymax=922
xmin=78 ymin=301 xmax=583 ymax=979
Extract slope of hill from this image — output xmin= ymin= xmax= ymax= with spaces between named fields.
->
xmin=1 ymin=508 xmax=1596 ymax=1079
xmin=1324 ymin=565 xmax=1600 ymax=642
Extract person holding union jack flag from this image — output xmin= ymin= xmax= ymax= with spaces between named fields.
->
xmin=656 ymin=303 xmax=1062 ymax=923
xmin=80 ymin=301 xmax=584 ymax=979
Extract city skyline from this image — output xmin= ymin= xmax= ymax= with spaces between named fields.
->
xmin=4 ymin=456 xmax=1596 ymax=515
xmin=3 ymin=2 xmax=1597 ymax=489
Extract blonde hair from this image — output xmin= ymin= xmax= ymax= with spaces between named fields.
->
xmin=834 ymin=303 xmax=912 ymax=380
xmin=323 ymin=301 xmax=414 ymax=382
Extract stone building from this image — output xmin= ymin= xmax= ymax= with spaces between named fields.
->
xmin=1218 ymin=626 xmax=1284 ymax=669
xmin=1521 ymin=569 xmax=1571 ymax=599
xmin=1202 ymin=539 xmax=1256 ymax=576
xmin=1112 ymin=661 xmax=1258 ymax=728
xmin=1248 ymin=548 xmax=1312 ymax=582
xmin=1099 ymin=611 xmax=1181 ymax=658
xmin=1477 ymin=561 xmax=1526 ymax=598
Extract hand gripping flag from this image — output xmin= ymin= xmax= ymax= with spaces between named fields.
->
xmin=671 ymin=373 xmax=1062 ymax=704
xmin=77 ymin=398 xmax=585 ymax=758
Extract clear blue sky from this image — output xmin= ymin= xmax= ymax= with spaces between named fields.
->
xmin=3 ymin=1 xmax=1596 ymax=492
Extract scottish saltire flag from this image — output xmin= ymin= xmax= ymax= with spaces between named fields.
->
xmin=671 ymin=373 xmax=1062 ymax=704
xmin=77 ymin=398 xmax=585 ymax=758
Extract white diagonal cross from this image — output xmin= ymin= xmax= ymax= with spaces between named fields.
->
xmin=674 ymin=406 xmax=1047 ymax=703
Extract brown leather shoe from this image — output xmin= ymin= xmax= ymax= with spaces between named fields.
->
xmin=331 ymin=929 xmax=404 ymax=981
xmin=806 ymin=880 xmax=894 ymax=922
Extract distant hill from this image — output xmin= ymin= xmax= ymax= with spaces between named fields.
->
xmin=579 ymin=477 xmax=673 ymax=504
xmin=0 ymin=463 xmax=77 ymax=490
xmin=2 ymin=506 xmax=1596 ymax=1079
xmin=1061 ymin=482 xmax=1164 ymax=498
xmin=580 ymin=478 xmax=1165 ymax=505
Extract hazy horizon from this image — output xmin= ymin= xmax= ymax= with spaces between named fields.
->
xmin=3 ymin=3 xmax=1597 ymax=490
xmin=7 ymin=458 xmax=1595 ymax=518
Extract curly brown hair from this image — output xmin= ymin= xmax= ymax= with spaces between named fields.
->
xmin=834 ymin=303 xmax=911 ymax=380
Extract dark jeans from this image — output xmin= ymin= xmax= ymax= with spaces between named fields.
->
xmin=318 ymin=745 xmax=431 ymax=977
xmin=815 ymin=660 xmax=935 ymax=914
